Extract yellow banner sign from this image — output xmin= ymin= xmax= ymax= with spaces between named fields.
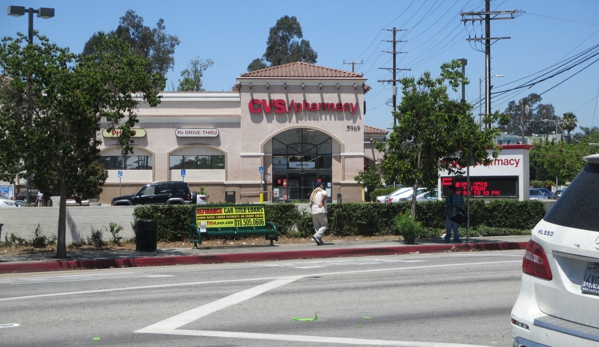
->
xmin=195 ymin=205 xmax=265 ymax=228
xmin=102 ymin=129 xmax=146 ymax=138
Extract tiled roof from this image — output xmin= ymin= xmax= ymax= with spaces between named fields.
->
xmin=364 ymin=125 xmax=388 ymax=134
xmin=239 ymin=62 xmax=364 ymax=78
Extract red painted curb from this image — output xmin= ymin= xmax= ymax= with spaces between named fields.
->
xmin=0 ymin=241 xmax=529 ymax=274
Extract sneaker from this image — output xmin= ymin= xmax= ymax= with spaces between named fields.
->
xmin=312 ymin=236 xmax=321 ymax=245
xmin=317 ymin=236 xmax=324 ymax=245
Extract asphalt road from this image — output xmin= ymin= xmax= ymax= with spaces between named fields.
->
xmin=0 ymin=250 xmax=525 ymax=347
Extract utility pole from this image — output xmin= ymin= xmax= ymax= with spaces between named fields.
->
xmin=343 ymin=60 xmax=363 ymax=73
xmin=461 ymin=0 xmax=515 ymax=128
xmin=378 ymin=27 xmax=410 ymax=126
xmin=520 ymin=100 xmax=527 ymax=144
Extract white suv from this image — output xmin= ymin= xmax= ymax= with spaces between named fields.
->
xmin=511 ymin=154 xmax=599 ymax=346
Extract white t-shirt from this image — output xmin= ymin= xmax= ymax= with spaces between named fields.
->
xmin=311 ymin=190 xmax=327 ymax=214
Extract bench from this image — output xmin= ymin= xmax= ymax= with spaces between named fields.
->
xmin=188 ymin=204 xmax=278 ymax=249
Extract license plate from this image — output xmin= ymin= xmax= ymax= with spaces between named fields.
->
xmin=581 ymin=264 xmax=599 ymax=295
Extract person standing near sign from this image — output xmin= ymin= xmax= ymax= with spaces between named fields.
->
xmin=310 ymin=181 xmax=328 ymax=246
xmin=444 ymin=185 xmax=465 ymax=243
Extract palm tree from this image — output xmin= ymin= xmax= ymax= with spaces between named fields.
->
xmin=561 ymin=112 xmax=577 ymax=143
xmin=561 ymin=112 xmax=578 ymax=135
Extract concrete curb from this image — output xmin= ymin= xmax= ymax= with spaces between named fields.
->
xmin=0 ymin=241 xmax=529 ymax=274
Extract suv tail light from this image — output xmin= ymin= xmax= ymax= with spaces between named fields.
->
xmin=198 ymin=195 xmax=207 ymax=202
xmin=185 ymin=193 xmax=191 ymax=201
xmin=385 ymin=197 xmax=392 ymax=203
xmin=522 ymin=240 xmax=553 ymax=280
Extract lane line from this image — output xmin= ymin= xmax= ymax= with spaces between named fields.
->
xmin=136 ymin=276 xmax=303 ymax=332
xmin=154 ymin=329 xmax=493 ymax=347
xmin=0 ymin=260 xmax=520 ymax=302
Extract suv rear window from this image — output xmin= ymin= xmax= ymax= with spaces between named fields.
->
xmin=544 ymin=162 xmax=599 ymax=232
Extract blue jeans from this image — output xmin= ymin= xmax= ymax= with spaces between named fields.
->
xmin=445 ymin=215 xmax=460 ymax=242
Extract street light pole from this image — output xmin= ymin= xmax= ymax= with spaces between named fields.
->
xmin=7 ymin=6 xmax=55 ymax=44
xmin=7 ymin=5 xmax=55 ymax=204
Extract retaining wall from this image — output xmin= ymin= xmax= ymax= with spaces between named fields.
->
xmin=0 ymin=200 xmax=555 ymax=245
xmin=0 ymin=206 xmax=137 ymax=244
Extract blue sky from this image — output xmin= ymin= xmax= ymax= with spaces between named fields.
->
xmin=2 ymin=0 xmax=599 ymax=135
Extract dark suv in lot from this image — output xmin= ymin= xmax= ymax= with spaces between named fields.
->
xmin=111 ymin=181 xmax=194 ymax=206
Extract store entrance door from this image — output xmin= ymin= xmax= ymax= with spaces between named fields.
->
xmin=287 ymin=172 xmax=317 ymax=201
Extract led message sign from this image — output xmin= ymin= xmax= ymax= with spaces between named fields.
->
xmin=441 ymin=176 xmax=519 ymax=198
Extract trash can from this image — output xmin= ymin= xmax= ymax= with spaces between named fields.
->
xmin=135 ymin=220 xmax=157 ymax=252
xmin=225 ymin=190 xmax=235 ymax=204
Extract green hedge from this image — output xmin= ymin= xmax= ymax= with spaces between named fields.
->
xmin=131 ymin=199 xmax=545 ymax=242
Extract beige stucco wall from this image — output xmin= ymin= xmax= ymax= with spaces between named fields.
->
xmin=97 ymin=79 xmax=374 ymax=204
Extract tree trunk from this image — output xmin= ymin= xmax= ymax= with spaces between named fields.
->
xmin=56 ymin=183 xmax=68 ymax=259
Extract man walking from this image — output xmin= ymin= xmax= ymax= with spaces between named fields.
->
xmin=310 ymin=181 xmax=328 ymax=246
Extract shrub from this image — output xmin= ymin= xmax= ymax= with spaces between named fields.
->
xmin=265 ymin=204 xmax=302 ymax=236
xmin=4 ymin=233 xmax=27 ymax=247
xmin=133 ymin=205 xmax=192 ymax=242
xmin=31 ymin=224 xmax=48 ymax=248
xmin=109 ymin=222 xmax=124 ymax=245
xmin=90 ymin=229 xmax=104 ymax=247
xmin=395 ymin=213 xmax=424 ymax=244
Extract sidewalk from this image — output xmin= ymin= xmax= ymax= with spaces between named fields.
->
xmin=0 ymin=235 xmax=531 ymax=274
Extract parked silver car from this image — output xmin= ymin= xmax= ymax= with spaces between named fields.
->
xmin=529 ymin=188 xmax=555 ymax=200
xmin=395 ymin=188 xmax=436 ymax=202
xmin=375 ymin=187 xmax=411 ymax=203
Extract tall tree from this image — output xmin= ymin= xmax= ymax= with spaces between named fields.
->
xmin=247 ymin=15 xmax=317 ymax=72
xmin=375 ymin=60 xmax=509 ymax=217
xmin=83 ymin=10 xmax=179 ymax=88
xmin=561 ymin=112 xmax=578 ymax=136
xmin=530 ymin=137 xmax=593 ymax=184
xmin=177 ymin=56 xmax=214 ymax=91
xmin=0 ymin=33 xmax=164 ymax=258
xmin=500 ymin=93 xmax=559 ymax=137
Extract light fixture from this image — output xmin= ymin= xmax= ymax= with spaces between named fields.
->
xmin=265 ymin=83 xmax=269 ymax=89
xmin=7 ymin=5 xmax=55 ymax=44
xmin=301 ymin=83 xmax=304 ymax=89
xmin=248 ymin=83 xmax=252 ymax=89
xmin=283 ymin=83 xmax=287 ymax=89
xmin=318 ymin=83 xmax=322 ymax=89
xmin=336 ymin=83 xmax=340 ymax=89
xmin=353 ymin=83 xmax=357 ymax=89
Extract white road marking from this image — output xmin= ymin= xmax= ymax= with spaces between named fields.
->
xmin=0 ymin=271 xmax=173 ymax=285
xmin=264 ymin=257 xmax=425 ymax=269
xmin=0 ymin=260 xmax=520 ymax=302
xmin=0 ymin=323 xmax=20 ymax=328
xmin=136 ymin=275 xmax=495 ymax=346
xmin=136 ymin=276 xmax=303 ymax=332
xmin=159 ymin=329 xmax=493 ymax=347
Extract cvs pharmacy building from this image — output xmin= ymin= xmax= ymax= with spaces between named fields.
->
xmin=98 ymin=62 xmax=385 ymax=204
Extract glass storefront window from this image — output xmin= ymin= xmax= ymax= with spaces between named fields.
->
xmin=169 ymin=156 xmax=184 ymax=170
xmin=212 ymin=155 xmax=225 ymax=169
xmin=126 ymin=156 xmax=152 ymax=170
xmin=169 ymin=155 xmax=225 ymax=170
xmin=99 ymin=156 xmax=150 ymax=170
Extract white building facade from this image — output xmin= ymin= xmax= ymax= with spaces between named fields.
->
xmin=97 ymin=62 xmax=386 ymax=204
